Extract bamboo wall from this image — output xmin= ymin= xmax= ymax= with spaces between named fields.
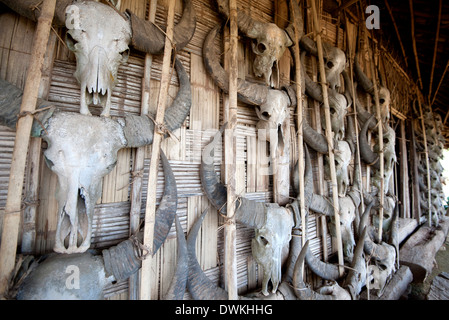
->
xmin=0 ymin=0 xmax=422 ymax=300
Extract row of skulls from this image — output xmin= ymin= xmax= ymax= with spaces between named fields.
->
xmin=413 ymin=104 xmax=446 ymax=226
xmin=2 ymin=0 xmax=438 ymax=300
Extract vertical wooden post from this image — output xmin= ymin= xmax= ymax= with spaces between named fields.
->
xmin=0 ymin=0 xmax=56 ymax=297
xmin=224 ymin=0 xmax=238 ymax=300
xmin=417 ymin=96 xmax=432 ymax=227
xmin=367 ymin=32 xmax=385 ymax=241
xmin=310 ymin=0 xmax=344 ymax=276
xmin=128 ymin=0 xmax=158 ymax=300
xmin=291 ymin=0 xmax=306 ymax=249
xmin=139 ymin=0 xmax=176 ymax=300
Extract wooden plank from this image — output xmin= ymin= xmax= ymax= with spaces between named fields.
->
xmin=0 ymin=0 xmax=56 ymax=297
xmin=140 ymin=0 xmax=176 ymax=300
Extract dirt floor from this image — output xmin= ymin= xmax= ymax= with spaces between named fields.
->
xmin=407 ymin=232 xmax=449 ymax=299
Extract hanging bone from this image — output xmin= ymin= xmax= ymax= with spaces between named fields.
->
xmin=215 ymin=0 xmax=302 ymax=85
xmin=1 ymin=58 xmax=191 ymax=254
xmin=1 ymin=0 xmax=196 ymax=117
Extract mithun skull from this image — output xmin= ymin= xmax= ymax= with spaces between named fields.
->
xmin=325 ymin=140 xmax=352 ymax=197
xmin=43 ymin=112 xmax=127 ymax=254
xmin=252 ymin=204 xmax=293 ymax=296
xmin=322 ymin=43 xmax=346 ymax=90
xmin=65 ymin=1 xmax=131 ymax=117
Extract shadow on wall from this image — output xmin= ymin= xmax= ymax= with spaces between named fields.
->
xmin=441 ymin=149 xmax=449 ymax=208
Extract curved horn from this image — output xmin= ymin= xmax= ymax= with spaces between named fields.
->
xmin=163 ymin=58 xmax=192 ymax=133
xmin=121 ymin=58 xmax=191 ymax=148
xmin=127 ymin=0 xmax=196 ymax=55
xmin=152 ymin=149 xmax=178 ymax=255
xmin=343 ymin=226 xmax=367 ymax=298
xmin=359 ymin=116 xmax=380 ymax=170
xmin=187 ymin=208 xmax=228 ymax=300
xmin=0 ymin=0 xmax=72 ymax=26
xmin=354 ymin=55 xmax=374 ymax=95
xmin=163 ymin=214 xmax=188 ymax=300
xmin=102 ymin=239 xmax=141 ymax=282
xmin=203 ymin=24 xmax=269 ymax=106
xmin=292 ymin=241 xmax=338 ymax=300
xmin=304 ymin=242 xmax=341 ymax=281
xmin=200 ymin=124 xmax=266 ymax=229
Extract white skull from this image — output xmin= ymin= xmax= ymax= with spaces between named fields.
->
xmin=367 ymin=242 xmax=396 ymax=295
xmin=251 ymin=204 xmax=293 ymax=296
xmin=44 ymin=112 xmax=126 ymax=253
xmin=335 ymin=197 xmax=356 ymax=261
xmin=325 ymin=140 xmax=351 ymax=197
xmin=322 ymin=42 xmax=346 ymax=90
xmin=65 ymin=1 xmax=131 ymax=117
xmin=324 ymin=91 xmax=348 ymax=141
xmin=373 ymin=124 xmax=396 ymax=195
xmin=251 ymin=24 xmax=293 ymax=85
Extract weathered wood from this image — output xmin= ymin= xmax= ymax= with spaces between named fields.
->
xmin=310 ymin=0 xmax=344 ymax=276
xmin=400 ymin=217 xmax=449 ymax=283
xmin=409 ymin=0 xmax=423 ymax=90
xmin=427 ymin=272 xmax=449 ymax=300
xmin=361 ymin=265 xmax=413 ymax=300
xmin=0 ymin=0 xmax=56 ymax=297
xmin=224 ymin=0 xmax=238 ymax=300
xmin=397 ymin=218 xmax=418 ymax=244
xmin=140 ymin=0 xmax=176 ymax=300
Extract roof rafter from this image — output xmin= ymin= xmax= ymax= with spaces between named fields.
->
xmin=409 ymin=0 xmax=423 ymax=90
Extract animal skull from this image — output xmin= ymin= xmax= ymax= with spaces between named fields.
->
xmin=372 ymin=124 xmax=396 ymax=195
xmin=65 ymin=1 xmax=131 ymax=117
xmin=250 ymin=24 xmax=293 ymax=84
xmin=328 ymin=197 xmax=356 ymax=261
xmin=366 ymin=242 xmax=396 ymax=295
xmin=252 ymin=204 xmax=294 ymax=296
xmin=43 ymin=112 xmax=127 ymax=253
xmin=325 ymin=140 xmax=352 ymax=197
xmin=322 ymin=43 xmax=346 ymax=90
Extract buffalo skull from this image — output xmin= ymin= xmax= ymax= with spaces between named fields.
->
xmin=216 ymin=0 xmax=302 ymax=85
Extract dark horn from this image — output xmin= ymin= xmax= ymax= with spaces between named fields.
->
xmin=305 ymin=242 xmax=341 ymax=281
xmin=359 ymin=116 xmax=380 ymax=170
xmin=163 ymin=58 xmax=192 ymax=133
xmin=127 ymin=0 xmax=196 ymax=55
xmin=0 ymin=0 xmax=72 ymax=26
xmin=152 ymin=149 xmax=178 ymax=255
xmin=343 ymin=226 xmax=367 ymax=298
xmin=102 ymin=239 xmax=141 ymax=282
xmin=203 ymin=24 xmax=269 ymax=106
xmin=163 ymin=214 xmax=188 ymax=300
xmin=187 ymin=208 xmax=228 ymax=300
xmin=354 ymin=55 xmax=374 ymax=95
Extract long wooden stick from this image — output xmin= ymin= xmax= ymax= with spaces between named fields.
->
xmin=384 ymin=0 xmax=408 ymax=68
xmin=129 ymin=0 xmax=158 ymax=300
xmin=139 ymin=0 xmax=176 ymax=300
xmin=409 ymin=0 xmax=423 ymax=90
xmin=368 ymin=34 xmax=385 ymax=242
xmin=223 ymin=0 xmax=238 ymax=300
xmin=431 ymin=58 xmax=449 ymax=107
xmin=428 ymin=0 xmax=442 ymax=103
xmin=310 ymin=0 xmax=344 ymax=276
xmin=291 ymin=0 xmax=306 ymax=249
xmin=417 ymin=96 xmax=432 ymax=227
xmin=0 ymin=0 xmax=56 ymax=297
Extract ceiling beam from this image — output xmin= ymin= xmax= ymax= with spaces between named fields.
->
xmin=431 ymin=57 xmax=449 ymax=107
xmin=409 ymin=0 xmax=424 ymax=90
xmin=428 ymin=0 xmax=443 ymax=103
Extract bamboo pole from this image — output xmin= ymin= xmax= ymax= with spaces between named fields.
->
xmin=129 ymin=0 xmax=158 ymax=300
xmin=310 ymin=0 xmax=344 ymax=276
xmin=291 ymin=0 xmax=306 ymax=250
xmin=428 ymin=0 xmax=442 ymax=103
xmin=431 ymin=58 xmax=449 ymax=107
xmin=223 ymin=0 xmax=238 ymax=300
xmin=416 ymin=96 xmax=432 ymax=227
xmin=409 ymin=0 xmax=423 ymax=90
xmin=368 ymin=34 xmax=385 ymax=242
xmin=0 ymin=0 xmax=56 ymax=297
xmin=139 ymin=0 xmax=176 ymax=300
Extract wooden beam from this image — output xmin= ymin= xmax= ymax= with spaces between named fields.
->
xmin=0 ymin=0 xmax=56 ymax=297
xmin=384 ymin=0 xmax=408 ymax=68
xmin=431 ymin=58 xmax=449 ymax=107
xmin=428 ymin=0 xmax=442 ymax=103
xmin=409 ymin=0 xmax=423 ymax=90
xmin=128 ymin=0 xmax=158 ymax=300
xmin=139 ymin=0 xmax=176 ymax=300
xmin=310 ymin=0 xmax=344 ymax=277
xmin=224 ymin=0 xmax=238 ymax=300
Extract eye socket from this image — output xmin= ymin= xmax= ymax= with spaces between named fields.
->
xmin=44 ymin=155 xmax=54 ymax=169
xmin=261 ymin=111 xmax=271 ymax=119
xmin=379 ymin=98 xmax=385 ymax=104
xmin=119 ymin=48 xmax=130 ymax=62
xmin=259 ymin=235 xmax=269 ymax=246
xmin=257 ymin=42 xmax=267 ymax=53
xmin=330 ymin=107 xmax=336 ymax=115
